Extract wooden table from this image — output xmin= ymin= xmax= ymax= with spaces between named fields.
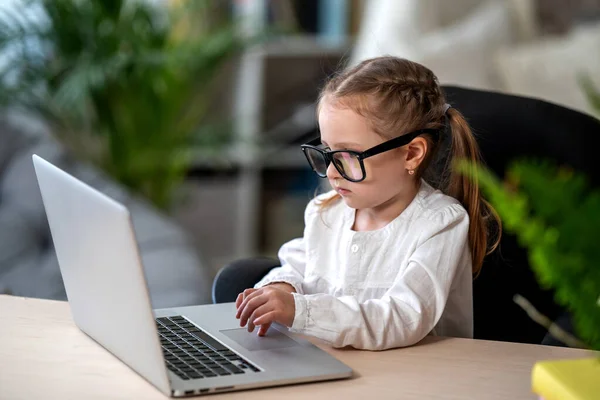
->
xmin=0 ymin=295 xmax=594 ymax=399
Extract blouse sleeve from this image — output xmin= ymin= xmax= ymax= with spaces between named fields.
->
xmin=254 ymin=196 xmax=323 ymax=294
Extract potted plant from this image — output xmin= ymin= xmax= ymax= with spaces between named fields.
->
xmin=0 ymin=0 xmax=242 ymax=209
xmin=462 ymin=160 xmax=599 ymax=350
xmin=459 ymin=152 xmax=600 ymax=398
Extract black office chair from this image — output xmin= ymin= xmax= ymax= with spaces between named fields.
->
xmin=213 ymin=86 xmax=600 ymax=346
xmin=444 ymin=85 xmax=600 ymax=344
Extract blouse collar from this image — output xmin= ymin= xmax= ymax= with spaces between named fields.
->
xmin=343 ymin=179 xmax=435 ymax=234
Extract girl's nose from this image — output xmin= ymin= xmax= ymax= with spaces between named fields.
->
xmin=326 ymin=161 xmax=341 ymax=180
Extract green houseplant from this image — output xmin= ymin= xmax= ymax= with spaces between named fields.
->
xmin=460 ymin=159 xmax=600 ymax=351
xmin=0 ymin=0 xmax=242 ymax=209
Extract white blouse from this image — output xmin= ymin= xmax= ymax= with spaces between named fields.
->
xmin=255 ymin=180 xmax=473 ymax=351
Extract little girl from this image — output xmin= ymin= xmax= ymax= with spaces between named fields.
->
xmin=235 ymin=56 xmax=501 ymax=350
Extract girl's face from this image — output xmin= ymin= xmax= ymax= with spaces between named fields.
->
xmin=317 ymin=99 xmax=423 ymax=211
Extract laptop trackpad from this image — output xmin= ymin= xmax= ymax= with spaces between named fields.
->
xmin=220 ymin=328 xmax=301 ymax=351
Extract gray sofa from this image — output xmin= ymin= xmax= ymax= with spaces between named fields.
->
xmin=0 ymin=115 xmax=212 ymax=308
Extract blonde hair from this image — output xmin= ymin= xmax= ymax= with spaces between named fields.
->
xmin=316 ymin=56 xmax=501 ymax=275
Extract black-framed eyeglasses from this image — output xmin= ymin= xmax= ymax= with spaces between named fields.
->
xmin=300 ymin=129 xmax=439 ymax=182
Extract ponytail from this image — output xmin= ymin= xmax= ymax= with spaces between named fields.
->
xmin=445 ymin=108 xmax=502 ymax=276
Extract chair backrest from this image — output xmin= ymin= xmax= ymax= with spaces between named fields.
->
xmin=443 ymin=85 xmax=600 ymax=343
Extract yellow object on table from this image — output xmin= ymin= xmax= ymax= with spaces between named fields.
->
xmin=532 ymin=357 xmax=600 ymax=400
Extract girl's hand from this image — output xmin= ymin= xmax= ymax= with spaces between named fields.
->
xmin=235 ymin=286 xmax=296 ymax=336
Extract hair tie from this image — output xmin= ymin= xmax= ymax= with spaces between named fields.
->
xmin=426 ymin=103 xmax=453 ymax=190
xmin=442 ymin=103 xmax=452 ymax=139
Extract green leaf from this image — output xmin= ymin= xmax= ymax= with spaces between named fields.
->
xmin=458 ymin=159 xmax=600 ymax=351
xmin=0 ymin=0 xmax=246 ymax=209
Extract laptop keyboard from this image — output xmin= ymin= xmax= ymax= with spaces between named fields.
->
xmin=156 ymin=316 xmax=261 ymax=380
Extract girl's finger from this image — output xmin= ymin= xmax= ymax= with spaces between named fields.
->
xmin=239 ymin=295 xmax=268 ymax=327
xmin=236 ymin=290 xmax=261 ymax=318
xmin=257 ymin=322 xmax=272 ymax=336
xmin=253 ymin=310 xmax=278 ymax=327
xmin=235 ymin=293 xmax=244 ymax=309
xmin=247 ymin=303 xmax=272 ymax=333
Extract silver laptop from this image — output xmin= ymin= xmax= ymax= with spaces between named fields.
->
xmin=32 ymin=154 xmax=352 ymax=397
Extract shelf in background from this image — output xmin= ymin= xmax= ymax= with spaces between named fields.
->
xmin=251 ymin=35 xmax=353 ymax=58
xmin=190 ymin=144 xmax=309 ymax=170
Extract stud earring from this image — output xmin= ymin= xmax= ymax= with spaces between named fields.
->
xmin=408 ymin=169 xmax=415 ymax=175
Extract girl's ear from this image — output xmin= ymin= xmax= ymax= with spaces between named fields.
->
xmin=404 ymin=137 xmax=428 ymax=170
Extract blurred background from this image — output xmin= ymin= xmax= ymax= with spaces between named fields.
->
xmin=1 ymin=0 xmax=599 ymax=309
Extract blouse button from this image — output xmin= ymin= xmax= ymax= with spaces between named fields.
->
xmin=351 ymin=244 xmax=359 ymax=253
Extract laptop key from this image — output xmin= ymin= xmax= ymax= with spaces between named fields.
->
xmin=188 ymin=330 xmax=228 ymax=351
xmin=216 ymin=371 xmax=231 ymax=376
xmin=181 ymin=369 xmax=195 ymax=374
xmin=225 ymin=365 xmax=244 ymax=374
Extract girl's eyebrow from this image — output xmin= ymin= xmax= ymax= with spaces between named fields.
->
xmin=321 ymin=140 xmax=362 ymax=148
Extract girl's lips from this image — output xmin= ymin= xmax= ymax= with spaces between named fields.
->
xmin=336 ymin=187 xmax=351 ymax=195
